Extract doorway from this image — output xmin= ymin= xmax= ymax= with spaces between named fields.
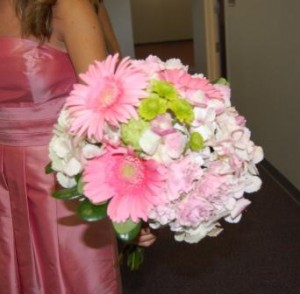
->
xmin=130 ymin=0 xmax=195 ymax=71
xmin=130 ymin=0 xmax=226 ymax=79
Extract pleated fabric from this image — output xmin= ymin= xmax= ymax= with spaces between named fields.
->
xmin=0 ymin=37 xmax=122 ymax=294
xmin=0 ymin=144 xmax=122 ymax=294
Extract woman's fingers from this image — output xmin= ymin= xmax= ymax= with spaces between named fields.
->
xmin=135 ymin=227 xmax=157 ymax=247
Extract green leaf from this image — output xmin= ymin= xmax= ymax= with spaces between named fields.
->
xmin=45 ymin=162 xmax=54 ymax=174
xmin=113 ymin=219 xmax=142 ymax=242
xmin=76 ymin=176 xmax=84 ymax=194
xmin=77 ymin=199 xmax=108 ymax=222
xmin=214 ymin=77 xmax=230 ymax=86
xmin=52 ymin=186 xmax=82 ymax=200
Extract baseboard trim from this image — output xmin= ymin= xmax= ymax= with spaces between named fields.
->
xmin=260 ymin=160 xmax=300 ymax=205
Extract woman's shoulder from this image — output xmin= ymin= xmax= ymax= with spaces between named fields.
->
xmin=51 ymin=0 xmax=101 ymax=52
xmin=53 ymin=0 xmax=98 ymax=34
xmin=52 ymin=0 xmax=106 ymax=74
xmin=54 ymin=0 xmax=94 ymax=14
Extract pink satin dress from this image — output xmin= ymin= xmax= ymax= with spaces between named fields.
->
xmin=0 ymin=37 xmax=121 ymax=294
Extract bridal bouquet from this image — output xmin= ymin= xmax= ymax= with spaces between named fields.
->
xmin=47 ymin=54 xmax=263 ymax=268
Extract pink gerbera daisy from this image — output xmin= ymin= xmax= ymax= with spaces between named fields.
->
xmin=66 ymin=54 xmax=148 ymax=141
xmin=159 ymin=68 xmax=223 ymax=101
xmin=83 ymin=147 xmax=167 ymax=223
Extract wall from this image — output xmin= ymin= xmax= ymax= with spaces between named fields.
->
xmin=192 ymin=0 xmax=208 ymax=74
xmin=104 ymin=0 xmax=135 ymax=57
xmin=106 ymin=0 xmax=206 ymax=74
xmin=130 ymin=0 xmax=193 ymax=44
xmin=224 ymin=0 xmax=300 ymax=189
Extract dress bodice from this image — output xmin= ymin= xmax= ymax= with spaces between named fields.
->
xmin=0 ymin=37 xmax=77 ymax=146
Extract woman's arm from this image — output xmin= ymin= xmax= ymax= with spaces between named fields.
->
xmin=53 ymin=0 xmax=107 ymax=75
xmin=53 ymin=0 xmax=155 ymax=248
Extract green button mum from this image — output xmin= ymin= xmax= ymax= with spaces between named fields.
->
xmin=121 ymin=119 xmax=150 ymax=150
xmin=189 ymin=132 xmax=204 ymax=151
xmin=151 ymin=79 xmax=179 ymax=100
xmin=138 ymin=97 xmax=168 ymax=121
xmin=168 ymin=98 xmax=194 ymax=125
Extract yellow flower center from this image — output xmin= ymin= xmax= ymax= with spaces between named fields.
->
xmin=120 ymin=156 xmax=144 ymax=185
xmin=100 ymin=89 xmax=116 ymax=107
xmin=121 ymin=164 xmax=136 ymax=179
xmin=98 ymin=81 xmax=119 ymax=108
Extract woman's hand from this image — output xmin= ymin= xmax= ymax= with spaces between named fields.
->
xmin=135 ymin=227 xmax=157 ymax=247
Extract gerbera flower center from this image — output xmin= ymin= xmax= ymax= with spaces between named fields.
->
xmin=120 ymin=156 xmax=144 ymax=185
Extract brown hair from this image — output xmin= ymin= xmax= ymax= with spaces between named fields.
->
xmin=16 ymin=0 xmax=99 ymax=41
xmin=15 ymin=0 xmax=57 ymax=41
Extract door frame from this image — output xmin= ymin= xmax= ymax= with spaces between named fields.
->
xmin=203 ymin=0 xmax=221 ymax=80
xmin=192 ymin=0 xmax=224 ymax=79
